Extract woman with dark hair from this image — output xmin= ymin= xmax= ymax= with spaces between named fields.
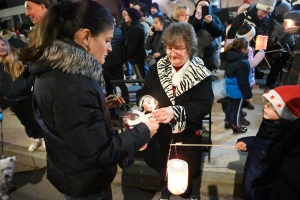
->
xmin=145 ymin=15 xmax=169 ymax=63
xmin=137 ymin=22 xmax=214 ymax=200
xmin=18 ymin=1 xmax=159 ymax=199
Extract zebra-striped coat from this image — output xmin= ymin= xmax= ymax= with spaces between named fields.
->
xmin=136 ymin=56 xmax=214 ymax=179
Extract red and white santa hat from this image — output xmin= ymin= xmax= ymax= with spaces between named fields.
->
xmin=263 ymin=85 xmax=300 ymax=120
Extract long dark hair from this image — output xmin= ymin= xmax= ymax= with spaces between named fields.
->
xmin=154 ymin=15 xmax=170 ymax=30
xmin=18 ymin=0 xmax=114 ymax=63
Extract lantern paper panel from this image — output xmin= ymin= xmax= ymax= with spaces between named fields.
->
xmin=284 ymin=19 xmax=295 ymax=30
xmin=167 ymin=159 xmax=189 ymax=195
xmin=255 ymin=35 xmax=268 ymax=50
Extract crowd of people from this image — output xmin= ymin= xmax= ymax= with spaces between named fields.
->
xmin=0 ymin=0 xmax=299 ymax=199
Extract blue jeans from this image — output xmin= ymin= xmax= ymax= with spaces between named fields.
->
xmin=62 ymin=186 xmax=112 ymax=200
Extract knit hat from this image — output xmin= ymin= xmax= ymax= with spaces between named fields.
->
xmin=274 ymin=1 xmax=291 ymax=16
xmin=24 ymin=0 xmax=50 ymax=8
xmin=126 ymin=8 xmax=142 ymax=21
xmin=151 ymin=2 xmax=159 ymax=11
xmin=262 ymin=85 xmax=300 ymax=120
xmin=236 ymin=25 xmax=256 ymax=41
xmin=237 ymin=3 xmax=251 ymax=14
xmin=256 ymin=0 xmax=276 ymax=12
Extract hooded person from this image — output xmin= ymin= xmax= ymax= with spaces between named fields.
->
xmin=236 ymin=85 xmax=300 ymax=200
xmin=151 ymin=2 xmax=163 ymax=18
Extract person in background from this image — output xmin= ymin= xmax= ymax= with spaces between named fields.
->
xmin=137 ymin=22 xmax=214 ymax=200
xmin=123 ymin=8 xmax=147 ymax=78
xmin=145 ymin=15 xmax=169 ymax=62
xmin=18 ymin=1 xmax=159 ymax=199
xmin=188 ymin=0 xmax=224 ymax=73
xmin=0 ymin=37 xmax=44 ymax=151
xmin=24 ymin=0 xmax=50 ymax=25
xmin=151 ymin=2 xmax=163 ymax=18
xmin=170 ymin=5 xmax=191 ymax=23
xmin=0 ymin=29 xmax=28 ymax=49
xmin=236 ymin=85 xmax=300 ymax=200
xmin=223 ymin=38 xmax=252 ymax=133
xmin=236 ymin=24 xmax=265 ymax=125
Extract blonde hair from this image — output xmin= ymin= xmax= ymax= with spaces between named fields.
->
xmin=0 ymin=37 xmax=25 ymax=81
xmin=172 ymin=5 xmax=190 ymax=20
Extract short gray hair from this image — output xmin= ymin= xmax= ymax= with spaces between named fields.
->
xmin=162 ymin=22 xmax=197 ymax=57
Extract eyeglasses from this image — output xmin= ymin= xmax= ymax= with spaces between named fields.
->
xmin=165 ymin=46 xmax=186 ymax=55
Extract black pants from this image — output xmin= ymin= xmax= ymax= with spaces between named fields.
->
xmin=225 ymin=97 xmax=244 ymax=127
xmin=8 ymin=97 xmax=44 ymax=139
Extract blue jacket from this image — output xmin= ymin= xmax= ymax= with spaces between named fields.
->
xmin=225 ymin=51 xmax=252 ymax=99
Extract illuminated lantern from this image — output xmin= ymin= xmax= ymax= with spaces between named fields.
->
xmin=167 ymin=159 xmax=188 ymax=195
xmin=255 ymin=35 xmax=268 ymax=50
xmin=284 ymin=19 xmax=295 ymax=30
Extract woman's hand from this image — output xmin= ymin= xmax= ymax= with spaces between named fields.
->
xmin=106 ymin=94 xmax=125 ymax=109
xmin=203 ymin=15 xmax=212 ymax=23
xmin=149 ymin=26 xmax=154 ymax=36
xmin=285 ymin=26 xmax=300 ymax=34
xmin=153 ymin=52 xmax=160 ymax=58
xmin=235 ymin=141 xmax=247 ymax=151
xmin=142 ymin=97 xmax=159 ymax=112
xmin=152 ymin=106 xmax=174 ymax=124
xmin=144 ymin=117 xmax=159 ymax=138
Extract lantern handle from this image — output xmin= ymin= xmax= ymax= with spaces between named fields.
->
xmin=171 ymin=143 xmax=236 ymax=148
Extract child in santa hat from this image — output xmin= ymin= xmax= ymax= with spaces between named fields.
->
xmin=236 ymin=85 xmax=300 ymax=200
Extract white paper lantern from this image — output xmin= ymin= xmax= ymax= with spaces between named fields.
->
xmin=167 ymin=159 xmax=189 ymax=195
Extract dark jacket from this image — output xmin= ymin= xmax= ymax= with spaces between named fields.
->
xmin=0 ymin=63 xmax=34 ymax=101
xmin=125 ymin=20 xmax=146 ymax=64
xmin=228 ymin=5 xmax=275 ymax=44
xmin=189 ymin=14 xmax=224 ymax=59
xmin=144 ymin=30 xmax=166 ymax=61
xmin=136 ymin=56 xmax=213 ymax=178
xmin=225 ymin=51 xmax=252 ymax=99
xmin=102 ymin=26 xmax=124 ymax=68
xmin=29 ymin=39 xmax=150 ymax=198
xmin=237 ymin=119 xmax=300 ymax=200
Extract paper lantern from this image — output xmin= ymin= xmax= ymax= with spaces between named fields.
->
xmin=167 ymin=159 xmax=188 ymax=195
xmin=284 ymin=19 xmax=295 ymax=30
xmin=255 ymin=35 xmax=268 ymax=50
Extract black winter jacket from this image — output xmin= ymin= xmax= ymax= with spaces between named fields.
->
xmin=29 ymin=39 xmax=150 ymax=198
xmin=145 ymin=30 xmax=166 ymax=61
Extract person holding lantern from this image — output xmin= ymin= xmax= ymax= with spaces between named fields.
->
xmin=136 ymin=22 xmax=214 ymax=200
xmin=236 ymin=85 xmax=300 ymax=200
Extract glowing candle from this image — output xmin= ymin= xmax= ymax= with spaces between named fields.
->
xmin=167 ymin=159 xmax=188 ymax=195
xmin=255 ymin=35 xmax=268 ymax=50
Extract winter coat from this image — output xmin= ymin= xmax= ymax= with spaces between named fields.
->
xmin=225 ymin=51 xmax=252 ymax=99
xmin=145 ymin=30 xmax=166 ymax=61
xmin=0 ymin=63 xmax=34 ymax=101
xmin=136 ymin=56 xmax=214 ymax=178
xmin=140 ymin=15 xmax=153 ymax=44
xmin=270 ymin=16 xmax=295 ymax=48
xmin=237 ymin=119 xmax=300 ymax=200
xmin=228 ymin=5 xmax=275 ymax=47
xmin=188 ymin=14 xmax=224 ymax=59
xmin=151 ymin=10 xmax=163 ymax=19
xmin=29 ymin=39 xmax=150 ymax=198
xmin=125 ymin=20 xmax=146 ymax=65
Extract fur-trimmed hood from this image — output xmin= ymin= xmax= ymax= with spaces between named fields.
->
xmin=30 ymin=40 xmax=103 ymax=82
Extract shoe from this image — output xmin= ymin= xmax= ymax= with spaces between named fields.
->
xmin=232 ymin=126 xmax=247 ymax=133
xmin=159 ymin=195 xmax=170 ymax=200
xmin=28 ymin=138 xmax=43 ymax=152
xmin=240 ymin=117 xmax=251 ymax=126
xmin=241 ymin=110 xmax=247 ymax=117
xmin=190 ymin=194 xmax=200 ymax=200
xmin=245 ymin=103 xmax=255 ymax=110
xmin=224 ymin=121 xmax=232 ymax=129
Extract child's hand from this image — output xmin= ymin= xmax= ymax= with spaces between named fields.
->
xmin=235 ymin=141 xmax=247 ymax=151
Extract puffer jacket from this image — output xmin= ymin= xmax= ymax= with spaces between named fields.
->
xmin=29 ymin=39 xmax=150 ymax=198
xmin=225 ymin=51 xmax=252 ymax=99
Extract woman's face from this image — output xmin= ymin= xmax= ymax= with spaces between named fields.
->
xmin=165 ymin=40 xmax=189 ymax=67
xmin=123 ymin=11 xmax=131 ymax=23
xmin=153 ymin=18 xmax=163 ymax=31
xmin=263 ymin=101 xmax=280 ymax=120
xmin=0 ymin=40 xmax=8 ymax=58
xmin=257 ymin=9 xmax=270 ymax=20
xmin=178 ymin=10 xmax=190 ymax=22
xmin=88 ymin=29 xmax=114 ymax=65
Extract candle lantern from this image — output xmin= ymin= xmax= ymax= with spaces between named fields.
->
xmin=255 ymin=35 xmax=268 ymax=50
xmin=122 ymin=110 xmax=153 ymax=151
xmin=167 ymin=159 xmax=189 ymax=195
xmin=284 ymin=19 xmax=295 ymax=30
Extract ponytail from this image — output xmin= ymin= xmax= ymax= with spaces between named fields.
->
xmin=224 ymin=38 xmax=248 ymax=53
